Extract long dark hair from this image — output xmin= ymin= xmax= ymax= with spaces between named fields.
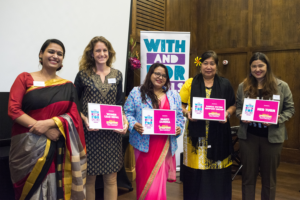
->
xmin=39 ymin=39 xmax=65 ymax=71
xmin=243 ymin=52 xmax=277 ymax=99
xmin=140 ymin=63 xmax=170 ymax=108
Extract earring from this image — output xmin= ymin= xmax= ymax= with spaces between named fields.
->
xmin=39 ymin=57 xmax=42 ymax=64
xmin=56 ymin=65 xmax=63 ymax=71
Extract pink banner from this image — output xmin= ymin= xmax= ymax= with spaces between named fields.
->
xmin=203 ymin=99 xmax=225 ymax=121
xmin=100 ymin=105 xmax=123 ymax=129
xmin=253 ymin=100 xmax=279 ymax=124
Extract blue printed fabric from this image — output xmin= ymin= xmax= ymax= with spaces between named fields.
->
xmin=124 ymin=87 xmax=185 ymax=156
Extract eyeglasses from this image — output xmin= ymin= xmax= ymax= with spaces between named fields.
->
xmin=153 ymin=72 xmax=167 ymax=79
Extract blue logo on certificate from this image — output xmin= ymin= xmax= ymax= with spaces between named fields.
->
xmin=91 ymin=110 xmax=100 ymax=123
xmin=245 ymin=104 xmax=254 ymax=116
xmin=145 ymin=115 xmax=153 ymax=129
xmin=195 ymin=103 xmax=203 ymax=114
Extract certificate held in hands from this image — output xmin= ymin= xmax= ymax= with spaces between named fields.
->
xmin=88 ymin=103 xmax=123 ymax=130
xmin=192 ymin=97 xmax=226 ymax=121
xmin=241 ymin=99 xmax=279 ymax=124
xmin=142 ymin=109 xmax=176 ymax=135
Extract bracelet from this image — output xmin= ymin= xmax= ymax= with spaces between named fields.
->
xmin=226 ymin=111 xmax=231 ymax=119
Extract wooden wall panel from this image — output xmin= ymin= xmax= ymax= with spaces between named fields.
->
xmin=217 ymin=53 xmax=248 ymax=126
xmin=263 ymin=50 xmax=300 ymax=150
xmin=217 ymin=53 xmax=248 ymax=89
xmin=166 ymin=0 xmax=198 ymax=53
xmin=252 ymin=0 xmax=300 ymax=47
xmin=198 ymin=0 xmax=248 ymax=50
xmin=166 ymin=0 xmax=199 ymax=76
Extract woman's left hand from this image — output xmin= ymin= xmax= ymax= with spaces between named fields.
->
xmin=29 ymin=119 xmax=53 ymax=135
xmin=114 ymin=115 xmax=128 ymax=135
xmin=262 ymin=115 xmax=280 ymax=126
xmin=175 ymin=126 xmax=181 ymax=136
xmin=44 ymin=128 xmax=61 ymax=141
xmin=262 ymin=123 xmax=270 ymax=126
xmin=114 ymin=124 xmax=128 ymax=135
xmin=187 ymin=111 xmax=198 ymax=122
xmin=219 ymin=111 xmax=228 ymax=124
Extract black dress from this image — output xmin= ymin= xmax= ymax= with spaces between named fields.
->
xmin=75 ymin=68 xmax=123 ymax=175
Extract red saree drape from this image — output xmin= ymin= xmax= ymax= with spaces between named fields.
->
xmin=134 ymin=94 xmax=176 ymax=200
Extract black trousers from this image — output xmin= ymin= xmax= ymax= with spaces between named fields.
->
xmin=182 ymin=165 xmax=232 ymax=200
xmin=239 ymin=133 xmax=283 ymax=200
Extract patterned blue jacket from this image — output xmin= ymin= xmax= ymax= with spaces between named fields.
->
xmin=124 ymin=87 xmax=185 ymax=156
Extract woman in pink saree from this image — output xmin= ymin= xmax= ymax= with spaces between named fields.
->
xmin=124 ymin=63 xmax=185 ymax=199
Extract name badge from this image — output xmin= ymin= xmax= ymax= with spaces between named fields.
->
xmin=33 ymin=81 xmax=45 ymax=87
xmin=273 ymin=95 xmax=280 ymax=100
xmin=108 ymin=78 xmax=116 ymax=84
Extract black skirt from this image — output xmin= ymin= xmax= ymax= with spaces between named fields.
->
xmin=182 ymin=165 xmax=232 ymax=200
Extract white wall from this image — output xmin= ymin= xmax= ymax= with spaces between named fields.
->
xmin=0 ymin=0 xmax=131 ymax=92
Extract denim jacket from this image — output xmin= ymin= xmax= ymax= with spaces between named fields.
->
xmin=124 ymin=87 xmax=185 ymax=156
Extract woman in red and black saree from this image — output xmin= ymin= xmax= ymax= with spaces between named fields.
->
xmin=124 ymin=63 xmax=185 ymax=200
xmin=8 ymin=39 xmax=87 ymax=200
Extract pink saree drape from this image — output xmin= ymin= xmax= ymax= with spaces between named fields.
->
xmin=134 ymin=94 xmax=176 ymax=200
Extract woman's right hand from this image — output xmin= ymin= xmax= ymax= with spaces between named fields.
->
xmin=240 ymin=114 xmax=251 ymax=124
xmin=134 ymin=122 xmax=144 ymax=136
xmin=44 ymin=128 xmax=61 ymax=141
xmin=82 ymin=115 xmax=99 ymax=131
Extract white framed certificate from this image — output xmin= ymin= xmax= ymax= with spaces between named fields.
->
xmin=88 ymin=103 xmax=123 ymax=130
xmin=142 ymin=109 xmax=176 ymax=135
xmin=241 ymin=99 xmax=280 ymax=124
xmin=192 ymin=97 xmax=226 ymax=121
